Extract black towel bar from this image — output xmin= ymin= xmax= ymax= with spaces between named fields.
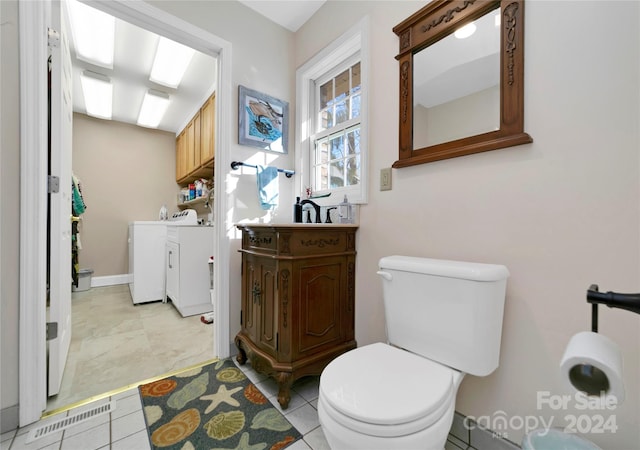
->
xmin=230 ymin=161 xmax=294 ymax=178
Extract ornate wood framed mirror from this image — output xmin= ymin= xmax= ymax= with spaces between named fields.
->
xmin=393 ymin=0 xmax=532 ymax=168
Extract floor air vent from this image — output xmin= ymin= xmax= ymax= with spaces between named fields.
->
xmin=26 ymin=400 xmax=115 ymax=443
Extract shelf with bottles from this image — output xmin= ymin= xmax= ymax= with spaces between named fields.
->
xmin=178 ymin=196 xmax=209 ymax=209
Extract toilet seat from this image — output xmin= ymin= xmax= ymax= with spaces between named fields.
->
xmin=320 ymin=342 xmax=456 ymax=437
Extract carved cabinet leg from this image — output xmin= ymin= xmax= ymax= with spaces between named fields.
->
xmin=235 ymin=340 xmax=247 ymax=365
xmin=276 ymin=372 xmax=293 ymax=409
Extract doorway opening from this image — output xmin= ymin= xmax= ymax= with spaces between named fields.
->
xmin=19 ymin=0 xmax=232 ymax=426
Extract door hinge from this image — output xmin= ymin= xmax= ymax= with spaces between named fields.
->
xmin=276 ymin=332 xmax=278 ymax=350
xmin=48 ymin=175 xmax=60 ymax=193
xmin=46 ymin=322 xmax=58 ymax=341
xmin=47 ymin=28 xmax=60 ymax=48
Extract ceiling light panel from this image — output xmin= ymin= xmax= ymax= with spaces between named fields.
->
xmin=80 ymin=71 xmax=113 ymax=120
xmin=150 ymin=37 xmax=196 ymax=89
xmin=68 ymin=0 xmax=115 ymax=68
xmin=137 ymin=90 xmax=170 ymax=128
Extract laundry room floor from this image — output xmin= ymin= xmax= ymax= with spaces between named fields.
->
xmin=46 ymin=284 xmax=214 ymax=412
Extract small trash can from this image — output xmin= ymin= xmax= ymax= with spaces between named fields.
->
xmin=73 ymin=268 xmax=94 ymax=292
xmin=522 ymin=428 xmax=602 ymax=450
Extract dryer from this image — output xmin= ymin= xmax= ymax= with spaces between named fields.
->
xmin=128 ymin=210 xmax=197 ymax=305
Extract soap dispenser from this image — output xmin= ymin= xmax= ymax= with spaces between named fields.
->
xmin=338 ymin=195 xmax=353 ymax=224
xmin=293 ymin=197 xmax=303 ymax=223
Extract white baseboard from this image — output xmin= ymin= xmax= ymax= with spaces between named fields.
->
xmin=91 ymin=274 xmax=131 ymax=287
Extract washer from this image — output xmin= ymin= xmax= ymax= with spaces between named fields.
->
xmin=128 ymin=210 xmax=197 ymax=305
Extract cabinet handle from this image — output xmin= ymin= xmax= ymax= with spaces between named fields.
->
xmin=252 ymin=281 xmax=261 ymax=305
xmin=168 ymin=251 xmax=173 ymax=269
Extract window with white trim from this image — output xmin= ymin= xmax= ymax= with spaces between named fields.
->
xmin=313 ymin=57 xmax=361 ymax=192
xmin=296 ymin=18 xmax=368 ymax=204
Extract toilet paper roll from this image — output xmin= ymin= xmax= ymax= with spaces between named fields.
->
xmin=560 ymin=331 xmax=625 ymax=404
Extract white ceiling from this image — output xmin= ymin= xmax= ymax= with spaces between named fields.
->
xmin=238 ymin=0 xmax=326 ymax=32
xmin=71 ymin=1 xmax=325 ymax=135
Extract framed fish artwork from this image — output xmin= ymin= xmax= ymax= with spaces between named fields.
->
xmin=238 ymin=85 xmax=289 ymax=154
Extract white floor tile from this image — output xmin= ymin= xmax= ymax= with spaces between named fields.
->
xmin=302 ymin=426 xmax=331 ymax=450
xmin=61 ymin=411 xmax=109 ymax=439
xmin=110 ymin=392 xmax=143 ymax=420
xmin=288 ymin=437 xmax=313 ymax=449
xmin=111 ymin=430 xmax=151 ymax=450
xmin=111 ymin=411 xmax=147 ymax=443
xmin=292 ymin=376 xmax=320 ymax=402
xmin=284 ymin=403 xmax=321 ymax=436
xmin=60 ymin=422 xmax=109 ymax=450
xmin=0 ymin=431 xmax=15 ymax=444
xmin=111 ymin=387 xmax=139 ymax=401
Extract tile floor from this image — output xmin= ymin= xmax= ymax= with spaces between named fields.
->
xmin=1 ymin=359 xmax=331 ymax=450
xmin=3 ymin=284 xmax=518 ymax=450
xmin=46 ymin=284 xmax=214 ymax=411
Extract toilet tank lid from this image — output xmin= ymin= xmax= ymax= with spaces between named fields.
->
xmin=379 ymin=256 xmax=510 ymax=282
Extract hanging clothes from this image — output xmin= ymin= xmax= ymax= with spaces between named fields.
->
xmin=71 ymin=174 xmax=87 ymax=287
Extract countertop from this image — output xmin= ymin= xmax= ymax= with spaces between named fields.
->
xmin=235 ymin=223 xmax=358 ymax=229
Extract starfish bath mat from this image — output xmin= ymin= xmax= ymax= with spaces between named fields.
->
xmin=139 ymin=358 xmax=301 ymax=449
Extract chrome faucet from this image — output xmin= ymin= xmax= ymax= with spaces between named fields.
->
xmin=300 ymin=199 xmax=322 ymax=223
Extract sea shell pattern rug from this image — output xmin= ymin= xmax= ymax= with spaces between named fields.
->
xmin=139 ymin=358 xmax=302 ymax=449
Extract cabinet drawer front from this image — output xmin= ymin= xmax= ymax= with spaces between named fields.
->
xmin=287 ymin=230 xmax=355 ymax=256
xmin=243 ymin=230 xmax=277 ymax=253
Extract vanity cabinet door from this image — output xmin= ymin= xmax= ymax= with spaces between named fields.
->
xmin=242 ymin=254 xmax=278 ymax=356
xmin=293 ymin=257 xmax=344 ymax=359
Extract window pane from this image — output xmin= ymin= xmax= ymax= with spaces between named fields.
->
xmin=351 ymin=93 xmax=361 ymax=119
xmin=320 ymin=80 xmax=333 ymax=110
xmin=346 ymin=155 xmax=360 ymax=186
xmin=317 ymin=139 xmax=328 ymax=164
xmin=335 ymin=69 xmax=349 ymax=102
xmin=321 ymin=109 xmax=333 ymax=130
xmin=330 ymin=135 xmax=344 ymax=160
xmin=335 ymin=100 xmax=348 ymax=125
xmin=316 ymin=163 xmax=328 ymax=191
xmin=351 ymin=62 xmax=361 ymax=93
xmin=330 ymin=160 xmax=345 ymax=188
xmin=347 ymin=128 xmax=360 ymax=155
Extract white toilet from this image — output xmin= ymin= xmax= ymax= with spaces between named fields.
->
xmin=318 ymin=256 xmax=510 ymax=450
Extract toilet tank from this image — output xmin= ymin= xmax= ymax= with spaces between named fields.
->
xmin=378 ymin=256 xmax=509 ymax=376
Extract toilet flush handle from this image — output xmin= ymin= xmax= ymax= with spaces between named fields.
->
xmin=376 ymin=271 xmax=393 ymax=281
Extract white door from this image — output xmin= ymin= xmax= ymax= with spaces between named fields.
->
xmin=48 ymin=0 xmax=73 ymax=397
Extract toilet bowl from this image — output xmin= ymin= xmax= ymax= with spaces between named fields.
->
xmin=318 ymin=343 xmax=464 ymax=449
xmin=318 ymin=256 xmax=510 ymax=450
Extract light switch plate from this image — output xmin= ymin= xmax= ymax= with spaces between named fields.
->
xmin=380 ymin=167 xmax=392 ymax=191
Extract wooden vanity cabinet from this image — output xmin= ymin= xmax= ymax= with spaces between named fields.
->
xmin=235 ymin=224 xmax=358 ymax=409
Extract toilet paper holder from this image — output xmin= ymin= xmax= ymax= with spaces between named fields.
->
xmin=587 ymin=284 xmax=640 ymax=332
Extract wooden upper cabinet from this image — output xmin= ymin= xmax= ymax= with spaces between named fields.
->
xmin=176 ymin=91 xmax=215 ymax=184
xmin=185 ymin=112 xmax=201 ymax=174
xmin=176 ymin=130 xmax=187 ymax=181
xmin=200 ymin=93 xmax=215 ymax=165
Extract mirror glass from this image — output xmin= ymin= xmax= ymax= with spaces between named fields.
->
xmin=413 ymin=9 xmax=501 ymax=149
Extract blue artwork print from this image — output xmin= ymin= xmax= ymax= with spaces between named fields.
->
xmin=238 ymin=86 xmax=289 ymax=153
xmin=245 ymin=102 xmax=282 ymax=142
